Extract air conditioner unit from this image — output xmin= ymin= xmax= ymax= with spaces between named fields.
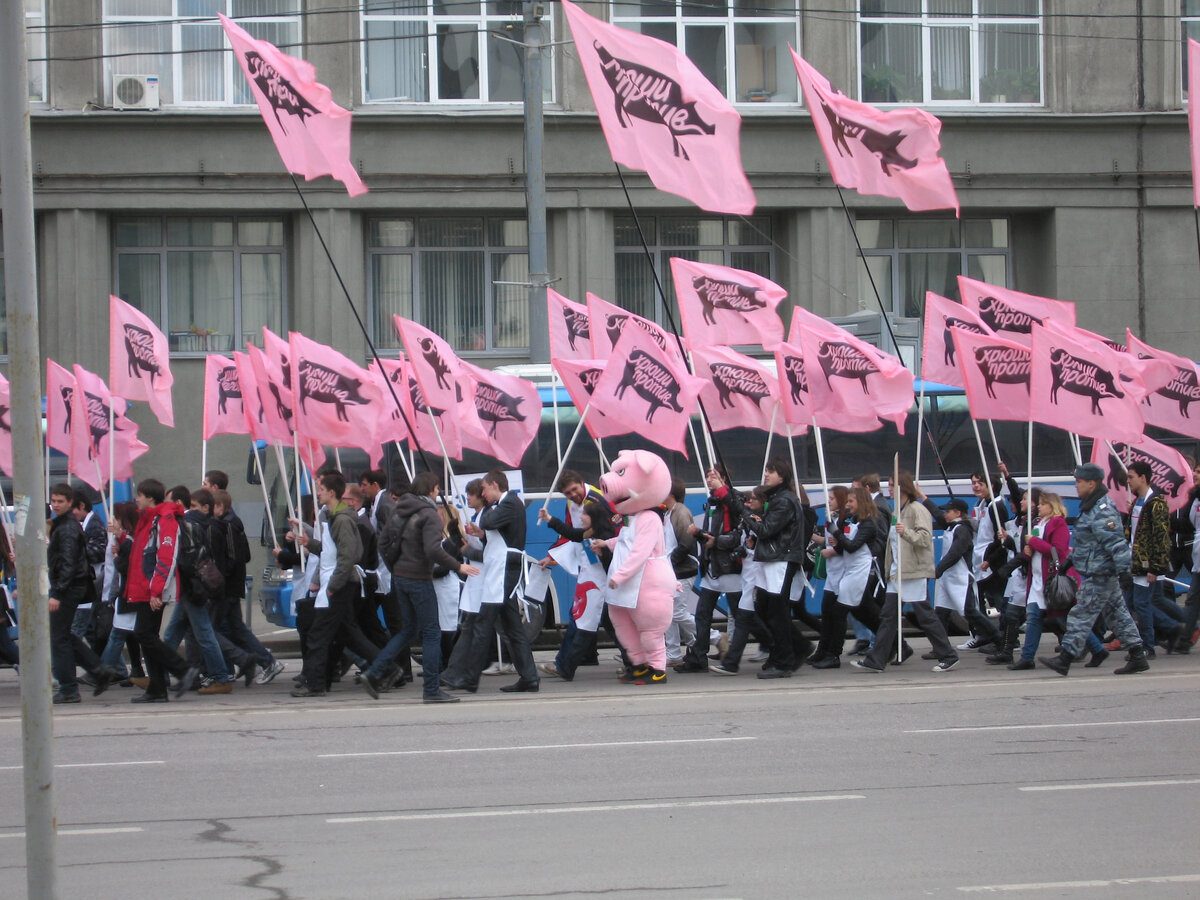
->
xmin=113 ymin=74 xmax=160 ymax=110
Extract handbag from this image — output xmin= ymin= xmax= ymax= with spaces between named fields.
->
xmin=1042 ymin=546 xmax=1078 ymax=611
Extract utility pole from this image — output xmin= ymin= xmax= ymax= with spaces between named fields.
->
xmin=524 ymin=1 xmax=550 ymax=363
xmin=0 ymin=6 xmax=58 ymax=898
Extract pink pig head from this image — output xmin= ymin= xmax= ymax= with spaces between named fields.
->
xmin=600 ymin=449 xmax=671 ymax=515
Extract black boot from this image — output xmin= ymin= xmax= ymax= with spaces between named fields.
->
xmin=1113 ymin=644 xmax=1150 ymax=675
xmin=986 ymin=620 xmax=1019 ymax=665
xmin=1038 ymin=651 xmax=1072 ymax=676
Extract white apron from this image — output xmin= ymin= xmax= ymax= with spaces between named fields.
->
xmin=459 ymin=531 xmax=485 ymax=614
xmin=574 ymin=559 xmax=607 ymax=631
xmin=885 ymin=528 xmax=928 ymax=604
xmin=1027 ymin=521 xmax=1046 ymax=610
xmin=755 ymin=559 xmax=787 ymax=594
xmin=606 ymin=519 xmax=648 ymax=609
xmin=433 ymin=572 xmax=461 ymax=630
xmin=836 ymin=520 xmax=872 ymax=609
xmin=314 ymin=520 xmax=337 ymax=609
xmin=934 ymin=525 xmax=972 ymax=615
xmin=823 ymin=521 xmax=846 ymax=595
xmin=738 ymin=546 xmax=760 ymax=611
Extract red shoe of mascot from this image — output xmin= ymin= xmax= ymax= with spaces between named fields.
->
xmin=598 ymin=449 xmax=676 ymax=685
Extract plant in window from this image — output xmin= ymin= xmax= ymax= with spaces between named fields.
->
xmin=980 ymin=69 xmax=1022 ymax=103
xmin=862 ymin=64 xmax=913 ymax=104
xmin=1018 ymin=66 xmax=1040 ymax=102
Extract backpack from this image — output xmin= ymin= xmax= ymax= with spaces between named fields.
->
xmin=355 ymin=516 xmax=378 ymax=570
xmin=177 ymin=516 xmax=225 ymax=604
xmin=379 ymin=507 xmax=417 ymax=570
xmin=224 ymin=514 xmax=252 ymax=567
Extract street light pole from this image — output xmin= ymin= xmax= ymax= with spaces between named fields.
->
xmin=524 ymin=1 xmax=550 ymax=363
xmin=0 ymin=5 xmax=59 ymax=899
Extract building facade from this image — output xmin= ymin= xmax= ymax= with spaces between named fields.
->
xmin=6 ymin=0 xmax=1198 ymax=492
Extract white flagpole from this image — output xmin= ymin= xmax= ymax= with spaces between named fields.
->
xmin=393 ymin=440 xmax=415 ymax=483
xmin=914 ymin=380 xmax=927 ymax=481
xmin=812 ymin=418 xmax=830 ymax=515
xmin=760 ymin=403 xmax=778 ymax=481
xmin=272 ymin=440 xmax=298 ymax=523
xmin=893 ymin=452 xmax=902 ymax=665
xmin=107 ymin=401 xmax=115 ymax=519
xmin=551 ymin=370 xmax=563 ymax=471
xmin=201 ymin=438 xmax=208 ymax=485
xmin=251 ymin=441 xmax=279 ymax=551
xmin=540 ymin=403 xmax=592 ymax=513
xmin=595 ymin=437 xmax=610 ymax=470
xmin=334 ymin=447 xmax=342 ymax=472
xmin=971 ymin=417 xmax=1004 ymax=536
xmin=1068 ymin=432 xmax=1082 ymax=467
xmin=785 ymin=420 xmax=800 ymax=494
xmin=422 ymin=406 xmax=467 ymax=510
xmin=986 ymin=419 xmax=1003 ymax=469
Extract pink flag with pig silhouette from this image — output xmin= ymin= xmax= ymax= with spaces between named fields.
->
xmin=367 ymin=358 xmax=412 ymax=448
xmin=690 ymin=345 xmax=785 ymax=434
xmin=587 ymin=293 xmax=684 ymax=363
xmin=771 ymin=342 xmax=817 ymax=431
xmin=958 ymin=276 xmax=1075 ymax=346
xmin=921 ymin=291 xmax=994 ymax=389
xmin=458 ymin=362 xmax=541 ymax=467
xmin=234 ymin=351 xmax=269 ymax=444
xmin=289 ymin=332 xmax=384 ymax=463
xmin=68 ymin=365 xmax=149 ymax=491
xmin=1091 ymin=436 xmax=1193 ymax=515
xmin=394 ymin=316 xmax=465 ymax=421
xmin=591 ymin=325 xmax=707 ymax=455
xmin=247 ymin=343 xmax=296 ymax=446
xmin=561 ymin=0 xmax=755 ymax=215
xmin=45 ymin=359 xmax=77 ymax=457
xmin=551 ymin=357 xmax=629 ymax=441
xmin=791 ymin=49 xmax=959 ymax=214
xmin=109 ymin=295 xmax=174 ymax=427
xmin=548 ymin=288 xmax=594 ymax=362
xmin=203 ymin=354 xmax=250 ymax=440
xmin=950 ymin=328 xmax=1031 ymax=423
xmin=671 ymin=258 xmax=786 ymax=350
xmin=1029 ymin=322 xmax=1144 ymax=444
xmin=1123 ymin=331 xmax=1200 ymax=440
xmin=219 ymin=14 xmax=367 ymax=197
xmin=791 ymin=308 xmax=913 ymax=433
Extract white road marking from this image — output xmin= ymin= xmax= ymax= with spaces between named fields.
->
xmin=1019 ymin=778 xmax=1200 ymax=792
xmin=327 ymin=793 xmax=864 ymax=824
xmin=906 ymin=716 xmax=1200 ymax=734
xmin=0 ymin=827 xmax=144 ymax=840
xmin=958 ymin=873 xmax=1200 ymax=892
xmin=318 ymin=736 xmax=754 ymax=759
xmin=0 ymin=760 xmax=165 ymax=772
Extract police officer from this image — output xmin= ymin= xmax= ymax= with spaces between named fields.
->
xmin=1039 ymin=463 xmax=1149 ymax=676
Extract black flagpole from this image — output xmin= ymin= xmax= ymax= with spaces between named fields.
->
xmin=287 ymin=175 xmax=459 ymax=520
xmin=834 ymin=183 xmax=956 ymax=499
xmin=613 ymin=163 xmax=734 ymax=487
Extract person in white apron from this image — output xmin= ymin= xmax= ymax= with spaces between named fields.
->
xmin=934 ymin=498 xmax=977 ymax=657
xmin=811 ymin=486 xmax=881 ymax=669
xmin=712 ymin=488 xmax=772 ymax=676
xmin=292 ymin=472 xmax=379 ymax=698
xmin=986 ymin=492 xmax=1032 ymax=666
xmin=853 ymin=472 xmax=958 ymax=673
xmin=440 ymin=480 xmax=488 ymax=690
xmin=456 ymin=470 xmax=540 ymax=693
xmin=967 ymin=472 xmax=1007 ymax=650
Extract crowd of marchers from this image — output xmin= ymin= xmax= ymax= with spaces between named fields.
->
xmin=10 ymin=450 xmax=1200 ymax=705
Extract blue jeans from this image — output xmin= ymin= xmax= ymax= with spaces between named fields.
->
xmin=1125 ymin=580 xmax=1162 ymax=648
xmin=100 ymin=628 xmax=132 ymax=678
xmin=368 ymin=578 xmax=442 ymax=697
xmin=214 ymin=596 xmax=274 ymax=668
xmin=162 ymin=600 xmax=232 ymax=682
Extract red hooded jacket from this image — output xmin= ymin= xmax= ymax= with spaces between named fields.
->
xmin=125 ymin=501 xmax=183 ymax=603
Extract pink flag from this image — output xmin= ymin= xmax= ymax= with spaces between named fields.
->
xmin=591 ymin=324 xmax=708 ymax=455
xmin=45 ymin=359 xmax=76 ymax=457
xmin=772 ymin=342 xmax=816 ymax=430
xmin=219 ymin=14 xmax=367 ymax=197
xmin=458 ymin=363 xmax=541 ymax=467
xmin=551 ymin=357 xmax=629 ymax=441
xmin=367 ymin=358 xmax=411 ymax=448
xmin=394 ymin=316 xmax=465 ymax=421
xmin=1029 ymin=322 xmax=1144 ymax=444
xmin=290 ymin=332 xmax=384 ymax=464
xmin=950 ymin=328 xmax=1031 ymax=423
xmin=921 ymin=291 xmax=994 ymax=389
xmin=958 ymin=276 xmax=1076 ymax=346
xmin=790 ymin=48 xmax=958 ymax=214
xmin=586 ymin=293 xmax=684 ymax=364
xmin=1092 ymin=436 xmax=1194 ymax=515
xmin=233 ymin=351 xmax=269 ymax=444
xmin=670 ymin=258 xmax=785 ymax=350
xmin=792 ymin=308 xmax=914 ymax=433
xmin=690 ymin=345 xmax=785 ymax=435
xmin=0 ymin=376 xmax=11 ymax=476
xmin=402 ymin=361 xmax=462 ymax=461
xmin=109 ymin=295 xmax=174 ymax=427
xmin=247 ymin=343 xmax=296 ymax=445
xmin=548 ymin=288 xmax=593 ymax=362
xmin=1190 ymin=39 xmax=1200 ymax=205
xmin=69 ymin=366 xmax=149 ymax=491
xmin=1124 ymin=331 xmax=1200 ymax=440
xmin=203 ymin=354 xmax=250 ymax=440
xmin=561 ymin=0 xmax=755 ymax=215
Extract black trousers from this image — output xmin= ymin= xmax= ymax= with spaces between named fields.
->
xmin=302 ymin=583 xmax=379 ymax=691
xmin=133 ymin=603 xmax=189 ymax=698
xmin=464 ymin=595 xmax=538 ymax=687
xmin=50 ymin=589 xmax=103 ymax=697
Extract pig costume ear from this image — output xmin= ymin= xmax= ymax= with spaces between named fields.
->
xmin=635 ymin=451 xmax=656 ymax=475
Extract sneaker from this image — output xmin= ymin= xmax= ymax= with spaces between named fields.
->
xmin=850 ymin=659 xmax=884 ymax=673
xmin=423 ymin=689 xmax=461 ymax=704
xmin=197 ymin=680 xmax=233 ymax=695
xmin=482 ymin=662 xmax=516 ymax=676
xmin=932 ymin=657 xmax=960 ymax=672
xmin=710 ymin=663 xmax=738 ymax=676
xmin=539 ymin=662 xmax=562 ymax=677
xmin=255 ymin=659 xmax=287 ymax=685
xmin=748 ymin=649 xmax=770 ymax=662
xmin=634 ymin=668 xmax=668 ymax=685
xmin=956 ymin=637 xmax=986 ymax=651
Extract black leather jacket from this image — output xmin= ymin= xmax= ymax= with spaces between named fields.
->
xmin=738 ymin=483 xmax=803 ymax=564
xmin=48 ymin=514 xmax=91 ymax=600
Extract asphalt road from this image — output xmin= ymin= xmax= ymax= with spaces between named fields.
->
xmin=0 ymin=645 xmax=1197 ymax=900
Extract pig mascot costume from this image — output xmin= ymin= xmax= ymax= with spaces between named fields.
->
xmin=599 ymin=449 xmax=676 ymax=685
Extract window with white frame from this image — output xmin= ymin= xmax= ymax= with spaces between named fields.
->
xmin=1185 ymin=1 xmax=1200 ymax=95
xmin=362 ymin=1 xmax=550 ymax=103
xmin=26 ymin=0 xmax=46 ymax=103
xmin=857 ymin=217 xmax=1010 ymax=319
xmin=859 ymin=1 xmax=1041 ymax=106
xmin=614 ymin=214 xmax=774 ymax=325
xmin=610 ymin=1 xmax=799 ymax=105
xmin=368 ymin=217 xmax=529 ymax=353
xmin=114 ymin=216 xmax=287 ymax=354
xmin=102 ymin=2 xmax=300 ymax=107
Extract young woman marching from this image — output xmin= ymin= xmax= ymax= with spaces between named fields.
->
xmin=812 ymin=487 xmax=882 ymax=668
